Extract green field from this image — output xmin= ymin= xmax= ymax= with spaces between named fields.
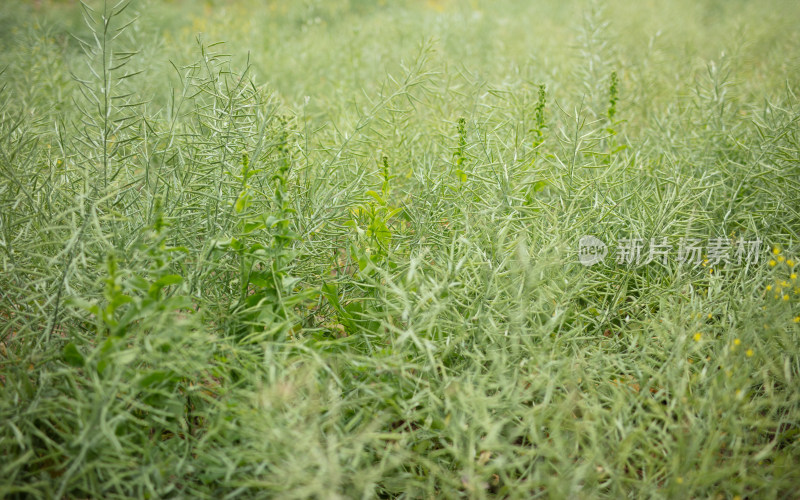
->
xmin=1 ymin=0 xmax=799 ymax=497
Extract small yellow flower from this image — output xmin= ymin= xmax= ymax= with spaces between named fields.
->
xmin=734 ymin=338 xmax=741 ymax=346
xmin=746 ymin=349 xmax=753 ymax=357
xmin=707 ymin=313 xmax=712 ymax=319
xmin=781 ymin=281 xmax=790 ymax=288
xmin=778 ymin=255 xmax=785 ymax=263
xmin=773 ymin=247 xmax=781 ymax=255
xmin=793 ymin=316 xmax=800 ymax=323
xmin=709 ymin=268 xmax=714 ymax=274
xmin=787 ymin=259 xmax=796 ymax=267
xmin=676 ymin=477 xmax=684 ymax=484
xmin=791 ymin=273 xmax=797 ymax=280
xmin=766 ymin=285 xmax=773 ymax=291
xmin=693 ymin=332 xmax=702 ymax=342
xmin=783 ymin=294 xmax=789 ymax=301
xmin=769 ymin=260 xmax=777 ymax=267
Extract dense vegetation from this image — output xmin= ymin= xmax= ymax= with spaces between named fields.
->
xmin=1 ymin=0 xmax=799 ymax=497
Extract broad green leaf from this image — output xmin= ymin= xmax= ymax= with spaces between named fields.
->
xmin=153 ymin=274 xmax=183 ymax=288
xmin=66 ymin=296 xmax=99 ymax=315
xmin=321 ymin=282 xmax=342 ymax=310
xmin=126 ymin=274 xmax=150 ymax=292
xmin=62 ymin=343 xmax=85 ymax=367
xmin=234 ymin=190 xmax=250 ymax=213
xmin=365 ymin=190 xmax=385 ymax=205
xmin=138 ymin=370 xmax=173 ymax=389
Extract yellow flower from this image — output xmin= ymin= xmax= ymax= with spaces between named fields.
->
xmin=709 ymin=268 xmax=714 ymax=274
xmin=773 ymin=247 xmax=781 ymax=255
xmin=766 ymin=285 xmax=773 ymax=291
xmin=734 ymin=338 xmax=741 ymax=346
xmin=778 ymin=255 xmax=785 ymax=263
xmin=794 ymin=316 xmax=800 ymax=323
xmin=746 ymin=349 xmax=753 ymax=357
xmin=693 ymin=332 xmax=702 ymax=342
xmin=791 ymin=273 xmax=797 ymax=280
xmin=707 ymin=313 xmax=712 ymax=319
xmin=769 ymin=260 xmax=777 ymax=267
xmin=783 ymin=294 xmax=789 ymax=301
xmin=676 ymin=477 xmax=684 ymax=484
xmin=787 ymin=259 xmax=796 ymax=267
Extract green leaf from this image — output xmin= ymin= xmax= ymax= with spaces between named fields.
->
xmin=358 ymin=254 xmax=370 ymax=272
xmin=67 ymin=296 xmax=99 ymax=315
xmin=211 ymin=237 xmax=233 ymax=250
xmin=322 ymin=282 xmax=357 ymax=333
xmin=344 ymin=301 xmax=364 ymax=318
xmin=149 ymin=274 xmax=183 ymax=299
xmin=62 ymin=343 xmax=85 ymax=367
xmin=244 ymin=168 xmax=263 ymax=180
xmin=162 ymin=295 xmax=193 ymax=311
xmin=127 ymin=274 xmax=150 ymax=292
xmin=109 ymin=293 xmax=133 ymax=309
xmin=365 ymin=190 xmax=385 ymax=205
xmin=386 ymin=207 xmax=404 ymax=220
xmin=283 ymin=287 xmax=319 ymax=306
xmin=234 ymin=190 xmax=250 ymax=213
xmin=138 ymin=370 xmax=173 ymax=389
xmin=153 ymin=274 xmax=183 ymax=288
xmin=166 ymin=246 xmax=191 ymax=254
xmin=244 ymin=221 xmax=266 ymax=234
xmin=321 ymin=282 xmax=342 ymax=310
